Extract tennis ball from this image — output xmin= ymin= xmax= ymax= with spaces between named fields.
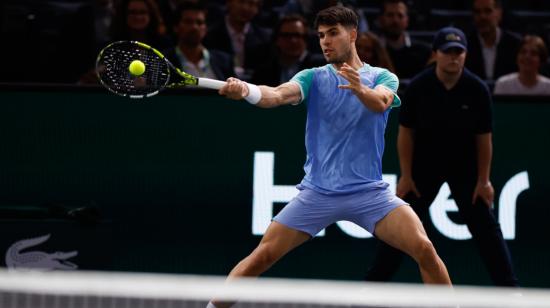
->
xmin=129 ymin=60 xmax=146 ymax=76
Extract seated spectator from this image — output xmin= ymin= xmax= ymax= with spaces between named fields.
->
xmin=79 ymin=0 xmax=171 ymax=84
xmin=376 ymin=0 xmax=432 ymax=79
xmin=465 ymin=0 xmax=521 ymax=81
xmin=252 ymin=14 xmax=325 ymax=86
xmin=356 ymin=31 xmax=396 ymax=73
xmin=203 ymin=0 xmax=271 ymax=80
xmin=162 ymin=2 xmax=235 ymax=81
xmin=494 ymin=35 xmax=550 ymax=95
xmin=111 ymin=0 xmax=171 ymax=49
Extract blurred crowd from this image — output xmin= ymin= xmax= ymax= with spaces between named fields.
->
xmin=2 ymin=0 xmax=550 ymax=95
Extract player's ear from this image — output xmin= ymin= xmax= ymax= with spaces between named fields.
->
xmin=350 ymin=28 xmax=357 ymax=43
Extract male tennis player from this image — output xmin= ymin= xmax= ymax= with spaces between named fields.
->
xmin=209 ymin=6 xmax=451 ymax=307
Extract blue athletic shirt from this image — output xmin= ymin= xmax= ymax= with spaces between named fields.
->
xmin=290 ymin=63 xmax=400 ymax=195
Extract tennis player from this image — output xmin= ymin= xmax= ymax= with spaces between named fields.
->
xmin=209 ymin=6 xmax=451 ymax=307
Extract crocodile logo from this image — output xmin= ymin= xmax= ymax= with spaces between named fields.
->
xmin=5 ymin=234 xmax=78 ymax=270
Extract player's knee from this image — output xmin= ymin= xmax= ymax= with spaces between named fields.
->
xmin=411 ymin=238 xmax=437 ymax=266
xmin=250 ymin=243 xmax=280 ymax=269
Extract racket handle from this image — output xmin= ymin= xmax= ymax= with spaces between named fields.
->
xmin=197 ymin=78 xmax=226 ymax=90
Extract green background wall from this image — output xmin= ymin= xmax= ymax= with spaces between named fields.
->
xmin=0 ymin=89 xmax=548 ymax=287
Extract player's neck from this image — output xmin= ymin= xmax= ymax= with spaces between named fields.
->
xmin=332 ymin=54 xmax=363 ymax=70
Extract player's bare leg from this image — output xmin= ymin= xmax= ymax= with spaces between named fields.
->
xmin=210 ymin=221 xmax=311 ymax=308
xmin=374 ymin=205 xmax=452 ymax=285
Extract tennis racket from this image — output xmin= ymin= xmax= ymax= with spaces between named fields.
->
xmin=96 ymin=40 xmax=226 ymax=98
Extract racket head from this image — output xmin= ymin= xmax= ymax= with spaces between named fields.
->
xmin=96 ymin=41 xmax=171 ymax=98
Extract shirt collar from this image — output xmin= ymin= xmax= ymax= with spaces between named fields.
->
xmin=175 ymin=47 xmax=210 ymax=70
xmin=328 ymin=62 xmax=370 ymax=73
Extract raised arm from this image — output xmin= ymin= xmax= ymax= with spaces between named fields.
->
xmin=219 ymin=77 xmax=302 ymax=108
xmin=337 ymin=63 xmax=399 ymax=113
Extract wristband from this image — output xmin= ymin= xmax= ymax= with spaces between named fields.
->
xmin=244 ymin=83 xmax=262 ymax=105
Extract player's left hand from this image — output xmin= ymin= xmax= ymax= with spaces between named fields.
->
xmin=337 ymin=63 xmax=362 ymax=92
xmin=472 ymin=181 xmax=494 ymax=207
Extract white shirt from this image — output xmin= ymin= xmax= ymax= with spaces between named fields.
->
xmin=478 ymin=28 xmax=501 ymax=80
xmin=225 ymin=17 xmax=250 ymax=69
xmin=493 ymin=73 xmax=550 ymax=95
xmin=174 ymin=47 xmax=217 ymax=80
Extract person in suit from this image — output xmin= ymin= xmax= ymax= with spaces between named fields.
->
xmin=203 ymin=0 xmax=271 ymax=80
xmin=252 ymin=14 xmax=325 ymax=86
xmin=376 ymin=0 xmax=432 ymax=79
xmin=465 ymin=0 xmax=521 ymax=81
xmin=163 ymin=1 xmax=234 ymax=82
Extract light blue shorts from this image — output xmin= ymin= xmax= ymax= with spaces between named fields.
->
xmin=273 ymin=186 xmax=407 ymax=237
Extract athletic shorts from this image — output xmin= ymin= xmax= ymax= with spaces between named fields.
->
xmin=273 ymin=186 xmax=407 ymax=237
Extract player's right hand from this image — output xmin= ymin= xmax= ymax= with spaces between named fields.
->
xmin=396 ymin=176 xmax=421 ymax=198
xmin=219 ymin=77 xmax=249 ymax=100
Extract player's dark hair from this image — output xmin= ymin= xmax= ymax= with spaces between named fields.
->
xmin=314 ymin=6 xmax=358 ymax=30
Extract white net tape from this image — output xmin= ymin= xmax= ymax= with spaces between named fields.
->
xmin=0 ymin=269 xmax=548 ymax=308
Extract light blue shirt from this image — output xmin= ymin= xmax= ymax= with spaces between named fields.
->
xmin=291 ymin=63 xmax=400 ymax=194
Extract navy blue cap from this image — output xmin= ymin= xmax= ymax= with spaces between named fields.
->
xmin=432 ymin=27 xmax=467 ymax=51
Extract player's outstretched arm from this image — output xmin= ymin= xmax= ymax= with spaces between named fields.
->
xmin=219 ymin=77 xmax=302 ymax=108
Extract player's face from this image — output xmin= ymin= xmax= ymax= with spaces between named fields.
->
xmin=176 ymin=10 xmax=207 ymax=46
xmin=436 ymin=48 xmax=466 ymax=74
xmin=517 ymin=42 xmax=541 ymax=73
xmin=127 ymin=0 xmax=150 ymax=31
xmin=473 ymin=0 xmax=501 ymax=35
xmin=318 ymin=24 xmax=355 ymax=64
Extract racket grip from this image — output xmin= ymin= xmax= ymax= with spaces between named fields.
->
xmin=197 ymin=78 xmax=226 ymax=90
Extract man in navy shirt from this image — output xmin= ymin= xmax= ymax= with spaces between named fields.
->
xmin=365 ymin=27 xmax=519 ymax=287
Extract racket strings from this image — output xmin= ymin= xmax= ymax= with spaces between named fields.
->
xmin=97 ymin=42 xmax=170 ymax=97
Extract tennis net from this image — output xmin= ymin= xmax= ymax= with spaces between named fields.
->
xmin=0 ymin=269 xmax=548 ymax=308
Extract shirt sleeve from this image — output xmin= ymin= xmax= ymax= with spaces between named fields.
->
xmin=374 ymin=69 xmax=401 ymax=108
xmin=476 ymin=83 xmax=493 ymax=134
xmin=398 ymin=80 xmax=417 ymax=128
xmin=290 ymin=68 xmax=315 ymax=103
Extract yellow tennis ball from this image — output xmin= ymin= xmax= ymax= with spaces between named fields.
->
xmin=129 ymin=60 xmax=146 ymax=76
